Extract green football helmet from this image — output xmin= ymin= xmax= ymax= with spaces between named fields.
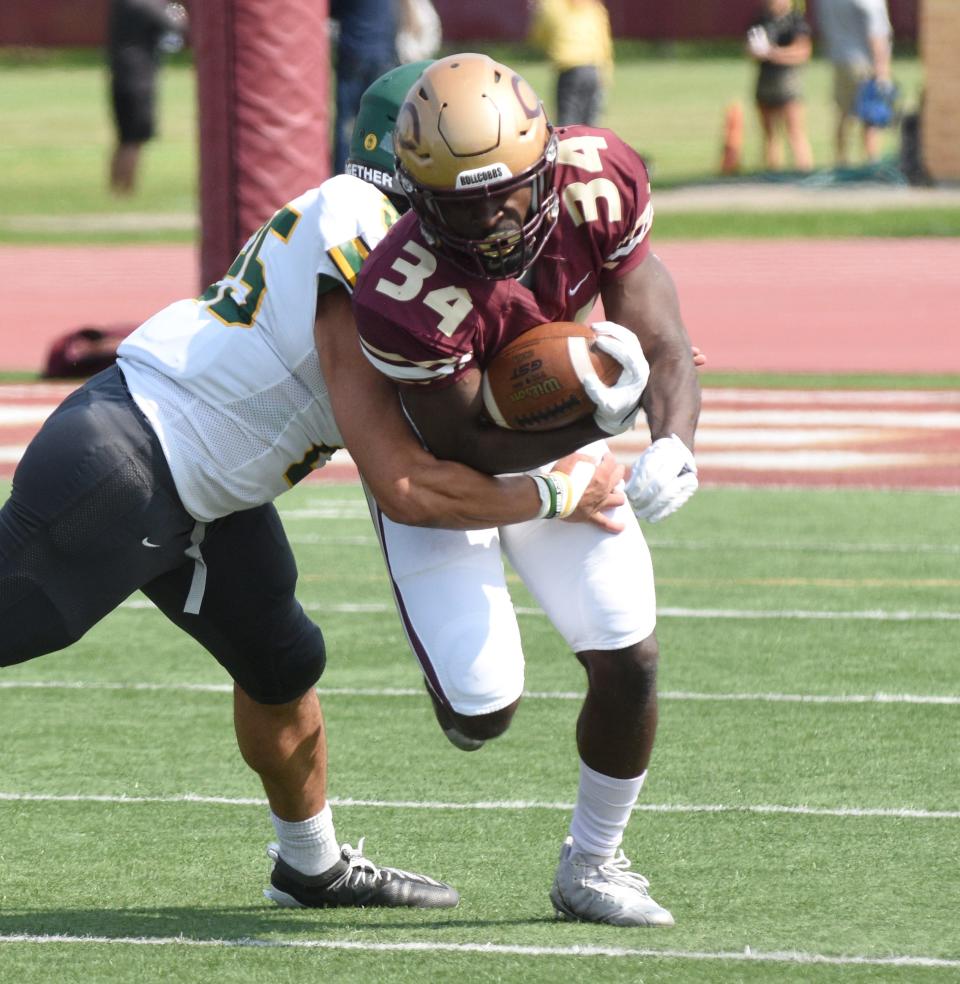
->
xmin=345 ymin=60 xmax=434 ymax=211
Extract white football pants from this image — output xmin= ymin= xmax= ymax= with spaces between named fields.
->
xmin=366 ymin=447 xmax=657 ymax=717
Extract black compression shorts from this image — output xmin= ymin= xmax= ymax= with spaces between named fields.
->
xmin=111 ymin=69 xmax=157 ymax=144
xmin=0 ymin=366 xmax=325 ymax=704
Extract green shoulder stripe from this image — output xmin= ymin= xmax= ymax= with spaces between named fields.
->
xmin=326 ymin=236 xmax=371 ymax=290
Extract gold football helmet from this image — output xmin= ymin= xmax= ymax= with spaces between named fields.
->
xmin=394 ymin=53 xmax=559 ymax=279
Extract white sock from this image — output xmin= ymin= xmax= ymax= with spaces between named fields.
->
xmin=270 ymin=803 xmax=341 ymax=876
xmin=568 ymin=759 xmax=646 ymax=863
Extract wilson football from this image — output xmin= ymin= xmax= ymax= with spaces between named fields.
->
xmin=481 ymin=321 xmax=621 ymax=431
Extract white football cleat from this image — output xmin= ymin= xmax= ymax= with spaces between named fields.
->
xmin=549 ymin=836 xmax=675 ymax=927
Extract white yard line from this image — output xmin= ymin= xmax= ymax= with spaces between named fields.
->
xmin=643 ymin=537 xmax=960 ymax=555
xmin=290 ymin=532 xmax=960 ymax=556
xmin=0 ymin=933 xmax=957 ymax=969
xmin=112 ymin=598 xmax=960 ymax=621
xmin=655 ymin=606 xmax=960 ymax=621
xmin=0 ymin=791 xmax=957 ymax=820
xmin=273 ymin=506 xmax=371 ymax=520
xmin=2 ymin=679 xmax=959 ymax=705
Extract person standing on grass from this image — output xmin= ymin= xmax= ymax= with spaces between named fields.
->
xmin=528 ymin=0 xmax=613 ymax=126
xmin=353 ymin=53 xmax=702 ymax=927
xmin=0 ymin=61 xmax=631 ymax=913
xmin=746 ymin=0 xmax=815 ymax=172
xmin=328 ymin=0 xmax=399 ymax=175
xmin=107 ymin=0 xmax=188 ymax=194
xmin=815 ymin=0 xmax=894 ymax=165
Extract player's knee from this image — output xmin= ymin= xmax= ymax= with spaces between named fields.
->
xmin=0 ymin=580 xmax=81 ymax=666
xmin=228 ymin=616 xmax=326 ymax=705
xmin=578 ymin=634 xmax=659 ymax=704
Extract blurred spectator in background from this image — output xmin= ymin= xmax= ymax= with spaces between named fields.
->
xmin=746 ymin=0 xmax=814 ymax=172
xmin=329 ymin=0 xmax=399 ymax=175
xmin=107 ymin=0 xmax=187 ymax=195
xmin=396 ymin=0 xmax=442 ymax=65
xmin=816 ymin=0 xmax=893 ymax=165
xmin=528 ymin=0 xmax=613 ymax=126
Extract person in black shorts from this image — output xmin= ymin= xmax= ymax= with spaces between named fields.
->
xmin=746 ymin=0 xmax=814 ymax=172
xmin=108 ymin=0 xmax=188 ymax=194
xmin=1 ymin=59 xmax=628 ymax=913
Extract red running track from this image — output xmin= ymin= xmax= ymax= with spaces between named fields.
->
xmin=1 ymin=239 xmax=957 ymax=489
xmin=661 ymin=239 xmax=959 ymax=375
xmin=1 ymin=239 xmax=957 ymax=374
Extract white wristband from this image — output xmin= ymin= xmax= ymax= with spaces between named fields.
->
xmin=531 ymin=459 xmax=598 ymax=521
xmin=532 ymin=473 xmax=572 ymax=519
xmin=551 ymin=471 xmax=573 ymax=518
xmin=532 ymin=475 xmax=556 ymax=519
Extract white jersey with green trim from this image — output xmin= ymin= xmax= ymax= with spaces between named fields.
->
xmin=117 ymin=175 xmax=396 ymax=522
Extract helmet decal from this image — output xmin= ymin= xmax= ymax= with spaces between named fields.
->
xmin=345 ymin=59 xmax=434 ymax=208
xmin=454 ymin=163 xmax=514 ymax=189
xmin=512 ymin=75 xmax=542 ymax=122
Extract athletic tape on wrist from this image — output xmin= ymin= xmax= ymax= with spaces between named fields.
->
xmin=534 ymin=460 xmax=596 ymax=521
xmin=555 ymin=459 xmax=597 ymax=518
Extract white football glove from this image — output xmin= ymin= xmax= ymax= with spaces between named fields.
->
xmin=626 ymin=434 xmax=698 ymax=523
xmin=580 ymin=321 xmax=650 ymax=435
xmin=746 ymin=25 xmax=772 ymax=59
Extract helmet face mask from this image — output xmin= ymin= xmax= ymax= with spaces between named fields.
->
xmin=398 ymin=132 xmax=558 ymax=279
xmin=395 ymin=54 xmax=560 ymax=280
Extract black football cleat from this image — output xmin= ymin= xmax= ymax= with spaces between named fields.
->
xmin=264 ymin=838 xmax=460 ymax=909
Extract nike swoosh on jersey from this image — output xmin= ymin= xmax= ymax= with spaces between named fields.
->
xmin=141 ymin=537 xmax=162 ymax=548
xmin=568 ymin=272 xmax=590 ymax=295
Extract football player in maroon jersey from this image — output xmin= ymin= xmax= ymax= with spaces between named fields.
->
xmin=352 ymin=53 xmax=702 ymax=926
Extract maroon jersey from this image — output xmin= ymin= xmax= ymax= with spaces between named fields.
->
xmin=352 ymin=125 xmax=654 ymax=389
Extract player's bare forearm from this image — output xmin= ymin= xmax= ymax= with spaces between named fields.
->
xmin=399 ymin=369 xmax=604 ymax=474
xmin=314 ymin=288 xmax=546 ymax=529
xmin=461 ymin=416 xmax=605 ymax=473
xmin=869 ymin=34 xmax=892 ymax=81
xmin=638 ymin=353 xmax=701 ymax=451
xmin=601 ymin=252 xmax=702 ymax=448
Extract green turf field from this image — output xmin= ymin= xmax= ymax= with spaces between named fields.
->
xmin=2 ymin=45 xmax=956 ymax=244
xmin=1 ymin=480 xmax=957 ymax=982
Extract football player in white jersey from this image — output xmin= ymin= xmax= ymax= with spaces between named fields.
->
xmin=0 ymin=62 xmax=634 ymax=911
